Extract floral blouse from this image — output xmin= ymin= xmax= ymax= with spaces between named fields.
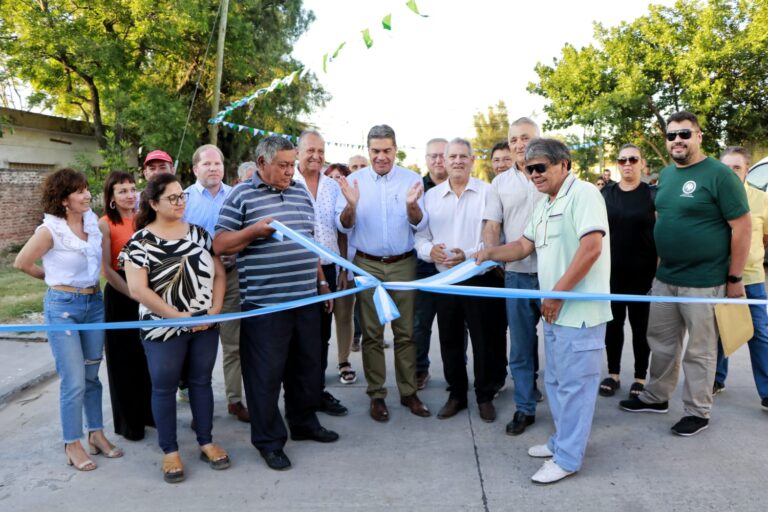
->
xmin=120 ymin=224 xmax=215 ymax=341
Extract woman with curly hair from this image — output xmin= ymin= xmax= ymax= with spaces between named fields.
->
xmin=123 ymin=173 xmax=229 ymax=483
xmin=15 ymin=168 xmax=123 ymax=471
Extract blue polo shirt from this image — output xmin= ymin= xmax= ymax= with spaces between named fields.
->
xmin=215 ymin=172 xmax=318 ymax=306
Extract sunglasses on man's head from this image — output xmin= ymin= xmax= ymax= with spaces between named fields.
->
xmin=525 ymin=163 xmax=549 ymax=175
xmin=617 ymin=156 xmax=640 ymax=165
xmin=666 ymin=129 xmax=695 ymax=141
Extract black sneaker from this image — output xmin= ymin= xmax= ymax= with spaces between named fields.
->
xmin=712 ymin=381 xmax=725 ymax=395
xmin=619 ymin=395 xmax=669 ymax=413
xmin=319 ymin=391 xmax=348 ymax=416
xmin=671 ymin=415 xmax=709 ymax=436
xmin=761 ymin=397 xmax=768 ymax=411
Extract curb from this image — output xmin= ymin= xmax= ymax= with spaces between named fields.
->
xmin=0 ymin=362 xmax=57 ymax=406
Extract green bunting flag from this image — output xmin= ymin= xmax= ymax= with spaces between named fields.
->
xmin=332 ymin=41 xmax=346 ymax=59
xmin=322 ymin=53 xmax=329 ymax=73
xmin=382 ymin=14 xmax=392 ymax=30
xmin=406 ymin=0 xmax=427 ymax=17
xmin=361 ymin=28 xmax=373 ymax=48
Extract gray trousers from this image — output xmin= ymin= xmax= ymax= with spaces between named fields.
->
xmin=640 ymin=278 xmax=725 ymax=419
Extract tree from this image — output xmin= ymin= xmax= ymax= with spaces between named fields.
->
xmin=0 ymin=0 xmax=326 ymax=181
xmin=471 ymin=101 xmax=509 ymax=182
xmin=529 ymin=0 xmax=768 ymax=163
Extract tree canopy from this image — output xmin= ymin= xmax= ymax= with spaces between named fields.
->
xmin=0 ymin=0 xmax=326 ymax=181
xmin=471 ymin=101 xmax=509 ymax=182
xmin=529 ymin=0 xmax=768 ymax=164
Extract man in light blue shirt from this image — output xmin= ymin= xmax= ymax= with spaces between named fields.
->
xmin=478 ymin=138 xmax=611 ymax=485
xmin=335 ymin=124 xmax=431 ymax=422
xmin=184 ymin=144 xmax=249 ymax=424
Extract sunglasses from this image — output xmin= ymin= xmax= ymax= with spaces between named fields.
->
xmin=525 ymin=163 xmax=549 ymax=175
xmin=666 ymin=129 xmax=695 ymax=141
xmin=617 ymin=156 xmax=640 ymax=165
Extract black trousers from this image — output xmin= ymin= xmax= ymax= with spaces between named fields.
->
xmin=240 ymin=303 xmax=322 ymax=453
xmin=436 ymin=272 xmax=507 ymax=404
xmin=605 ymin=299 xmax=651 ymax=379
xmin=319 ymin=264 xmax=337 ymax=389
xmin=103 ymin=280 xmax=154 ymax=440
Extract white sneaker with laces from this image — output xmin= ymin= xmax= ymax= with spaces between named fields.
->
xmin=527 ymin=444 xmax=554 ymax=458
xmin=531 ymin=460 xmax=575 ymax=484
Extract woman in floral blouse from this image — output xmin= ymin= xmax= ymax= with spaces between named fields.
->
xmin=123 ymin=173 xmax=229 ymax=484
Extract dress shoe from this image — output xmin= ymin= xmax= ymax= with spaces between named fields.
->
xmin=291 ymin=426 xmax=339 ymax=443
xmin=437 ymin=398 xmax=467 ymax=419
xmin=260 ymin=449 xmax=291 ymax=471
xmin=319 ymin=391 xmax=348 ymax=416
xmin=478 ymin=402 xmax=496 ymax=423
xmin=400 ymin=394 xmax=431 ymax=417
xmin=416 ymin=371 xmax=430 ymax=391
xmin=370 ymin=398 xmax=390 ymax=422
xmin=506 ymin=411 xmax=535 ymax=436
xmin=228 ymin=401 xmax=250 ymax=423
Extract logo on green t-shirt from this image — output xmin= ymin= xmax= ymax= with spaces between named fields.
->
xmin=681 ymin=180 xmax=697 ymax=197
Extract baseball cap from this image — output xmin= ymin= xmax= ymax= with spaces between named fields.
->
xmin=144 ymin=150 xmax=173 ymax=166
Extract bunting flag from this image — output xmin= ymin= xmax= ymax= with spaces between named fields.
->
xmin=382 ymin=13 xmax=392 ymax=30
xmin=406 ymin=0 xmax=428 ymax=17
xmin=361 ymin=28 xmax=373 ymax=49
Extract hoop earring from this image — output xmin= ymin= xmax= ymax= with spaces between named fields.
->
xmin=109 ymin=200 xmax=116 ymax=210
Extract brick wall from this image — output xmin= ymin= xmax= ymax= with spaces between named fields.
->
xmin=0 ymin=169 xmax=47 ymax=250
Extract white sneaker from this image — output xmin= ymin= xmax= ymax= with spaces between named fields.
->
xmin=527 ymin=444 xmax=554 ymax=458
xmin=531 ymin=460 xmax=575 ymax=484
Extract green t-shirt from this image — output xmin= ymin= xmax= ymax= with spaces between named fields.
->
xmin=654 ymin=157 xmax=749 ymax=287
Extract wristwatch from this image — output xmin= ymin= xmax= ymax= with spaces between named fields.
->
xmin=318 ymin=280 xmax=330 ymax=287
xmin=727 ymin=275 xmax=742 ymax=283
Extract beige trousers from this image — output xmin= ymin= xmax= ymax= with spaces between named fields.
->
xmin=219 ymin=267 xmax=243 ymax=404
xmin=640 ymin=278 xmax=725 ymax=419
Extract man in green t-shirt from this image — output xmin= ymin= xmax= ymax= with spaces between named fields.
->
xmin=620 ymin=111 xmax=751 ymax=437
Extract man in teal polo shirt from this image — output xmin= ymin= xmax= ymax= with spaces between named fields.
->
xmin=477 ymin=138 xmax=611 ymax=485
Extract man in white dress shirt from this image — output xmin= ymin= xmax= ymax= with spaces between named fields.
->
xmin=415 ymin=138 xmax=507 ymax=422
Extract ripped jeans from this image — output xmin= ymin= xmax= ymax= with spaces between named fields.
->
xmin=44 ymin=289 xmax=106 ymax=443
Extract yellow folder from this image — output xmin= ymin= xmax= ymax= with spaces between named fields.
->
xmin=715 ymin=302 xmax=753 ymax=357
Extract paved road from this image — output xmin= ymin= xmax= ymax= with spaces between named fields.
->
xmin=0 ymin=323 xmax=766 ymax=511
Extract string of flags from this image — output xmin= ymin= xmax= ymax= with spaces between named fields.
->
xmin=209 ymin=1 xmax=429 ymax=140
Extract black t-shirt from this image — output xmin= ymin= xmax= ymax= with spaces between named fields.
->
xmin=601 ymin=181 xmax=657 ymax=292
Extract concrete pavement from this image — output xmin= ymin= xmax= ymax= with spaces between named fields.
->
xmin=0 ymin=323 xmax=767 ymax=511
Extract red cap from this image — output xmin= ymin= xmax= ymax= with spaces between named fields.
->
xmin=144 ymin=150 xmax=173 ymax=166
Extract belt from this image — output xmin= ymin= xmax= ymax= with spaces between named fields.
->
xmin=51 ymin=285 xmax=100 ymax=295
xmin=356 ymin=250 xmax=412 ymax=264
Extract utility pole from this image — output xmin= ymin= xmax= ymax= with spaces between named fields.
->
xmin=209 ymin=0 xmax=230 ymax=144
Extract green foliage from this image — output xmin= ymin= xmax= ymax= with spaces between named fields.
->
xmin=471 ymin=101 xmax=509 ymax=182
xmin=0 ymin=0 xmax=327 ymax=178
xmin=529 ymin=0 xmax=768 ymax=163
xmin=396 ymin=149 xmax=407 ymax=165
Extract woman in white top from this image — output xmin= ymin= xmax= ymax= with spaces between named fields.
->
xmin=15 ymin=168 xmax=123 ymax=471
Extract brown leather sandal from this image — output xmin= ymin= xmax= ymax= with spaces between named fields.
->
xmin=162 ymin=452 xmax=185 ymax=483
xmin=199 ymin=443 xmax=231 ymax=470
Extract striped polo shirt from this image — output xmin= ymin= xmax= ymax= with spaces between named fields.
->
xmin=216 ymin=172 xmax=318 ymax=306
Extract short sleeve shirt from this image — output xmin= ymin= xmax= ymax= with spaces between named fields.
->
xmin=483 ymin=167 xmax=542 ymax=273
xmin=654 ymin=157 xmax=749 ymax=287
xmin=524 ymin=174 xmax=612 ymax=328
xmin=743 ymin=183 xmax=768 ymax=285
xmin=216 ymin=172 xmax=318 ymax=306
xmin=121 ymin=224 xmax=215 ymax=342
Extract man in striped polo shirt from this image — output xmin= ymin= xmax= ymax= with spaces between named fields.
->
xmin=214 ymin=136 xmax=338 ymax=472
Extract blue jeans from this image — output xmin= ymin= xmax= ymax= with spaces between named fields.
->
xmin=44 ymin=289 xmax=105 ymax=443
xmin=544 ymin=322 xmax=604 ymax=472
xmin=143 ymin=329 xmax=219 ymax=453
xmin=715 ymin=282 xmax=768 ymax=398
xmin=505 ymin=271 xmax=541 ymax=415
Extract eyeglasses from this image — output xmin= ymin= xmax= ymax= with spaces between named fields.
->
xmin=666 ymin=129 xmax=696 ymax=141
xmin=525 ymin=163 xmax=549 ymax=175
xmin=426 ymin=153 xmax=445 ymax=160
xmin=617 ymin=156 xmax=640 ymax=165
xmin=161 ymin=192 xmax=189 ymax=205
